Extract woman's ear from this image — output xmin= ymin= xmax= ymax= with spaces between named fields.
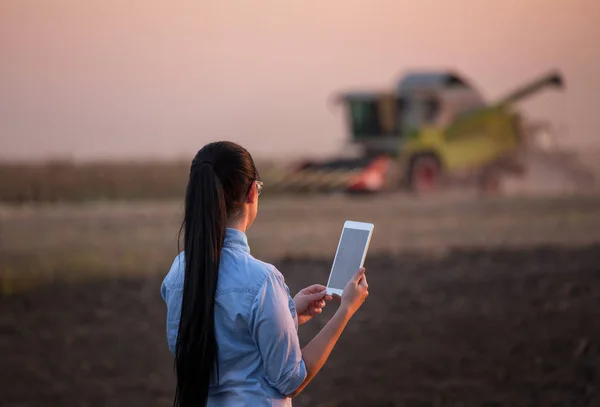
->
xmin=245 ymin=181 xmax=257 ymax=204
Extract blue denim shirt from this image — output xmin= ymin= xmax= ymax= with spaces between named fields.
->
xmin=160 ymin=228 xmax=307 ymax=406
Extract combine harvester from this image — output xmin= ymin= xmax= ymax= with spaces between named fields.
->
xmin=266 ymin=69 xmax=593 ymax=195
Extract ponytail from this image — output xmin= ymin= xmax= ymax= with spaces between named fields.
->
xmin=174 ymin=162 xmax=227 ymax=407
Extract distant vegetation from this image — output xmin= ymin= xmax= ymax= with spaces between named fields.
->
xmin=0 ymin=160 xmax=190 ymax=203
xmin=0 ymin=159 xmax=281 ymax=203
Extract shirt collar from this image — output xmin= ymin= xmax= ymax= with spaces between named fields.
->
xmin=223 ymin=228 xmax=250 ymax=253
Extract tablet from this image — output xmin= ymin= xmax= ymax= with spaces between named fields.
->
xmin=325 ymin=221 xmax=374 ymax=296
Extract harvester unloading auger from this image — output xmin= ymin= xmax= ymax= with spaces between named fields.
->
xmin=266 ymin=69 xmax=589 ymax=195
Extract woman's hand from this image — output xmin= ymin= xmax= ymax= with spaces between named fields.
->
xmin=293 ymin=284 xmax=333 ymax=325
xmin=340 ymin=268 xmax=369 ymax=317
xmin=286 ymin=269 xmax=370 ymax=398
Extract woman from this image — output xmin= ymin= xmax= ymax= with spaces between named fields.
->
xmin=160 ymin=141 xmax=369 ymax=407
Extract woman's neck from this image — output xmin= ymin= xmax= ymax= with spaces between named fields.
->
xmin=226 ymin=213 xmax=249 ymax=233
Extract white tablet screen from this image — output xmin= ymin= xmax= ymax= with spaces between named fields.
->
xmin=328 ymin=228 xmax=371 ymax=290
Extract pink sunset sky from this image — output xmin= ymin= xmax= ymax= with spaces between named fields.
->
xmin=1 ymin=0 xmax=598 ymax=162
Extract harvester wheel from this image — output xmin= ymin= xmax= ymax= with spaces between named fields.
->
xmin=407 ymin=155 xmax=441 ymax=194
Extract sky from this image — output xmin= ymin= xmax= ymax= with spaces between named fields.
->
xmin=1 ymin=0 xmax=599 ymax=162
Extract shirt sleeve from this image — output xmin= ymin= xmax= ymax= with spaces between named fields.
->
xmin=160 ymin=254 xmax=185 ymax=355
xmin=161 ymin=281 xmax=182 ymax=355
xmin=249 ymin=269 xmax=307 ymax=396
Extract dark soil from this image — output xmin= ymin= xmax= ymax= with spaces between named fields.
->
xmin=2 ymin=245 xmax=600 ymax=407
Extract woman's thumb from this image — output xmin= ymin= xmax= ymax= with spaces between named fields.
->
xmin=350 ymin=267 xmax=366 ymax=283
xmin=306 ymin=290 xmax=327 ymax=301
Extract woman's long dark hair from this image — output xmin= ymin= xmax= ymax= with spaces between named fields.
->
xmin=174 ymin=141 xmax=258 ymax=407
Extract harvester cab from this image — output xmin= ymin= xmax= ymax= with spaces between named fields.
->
xmin=340 ymin=72 xmax=486 ymax=157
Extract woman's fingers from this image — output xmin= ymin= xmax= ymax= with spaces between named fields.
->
xmin=302 ymin=289 xmax=327 ymax=303
xmin=359 ymin=274 xmax=368 ymax=289
xmin=302 ymin=299 xmax=328 ymax=318
xmin=303 ymin=284 xmax=327 ymax=294
xmin=350 ymin=267 xmax=366 ymax=284
xmin=309 ymin=300 xmax=326 ymax=309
